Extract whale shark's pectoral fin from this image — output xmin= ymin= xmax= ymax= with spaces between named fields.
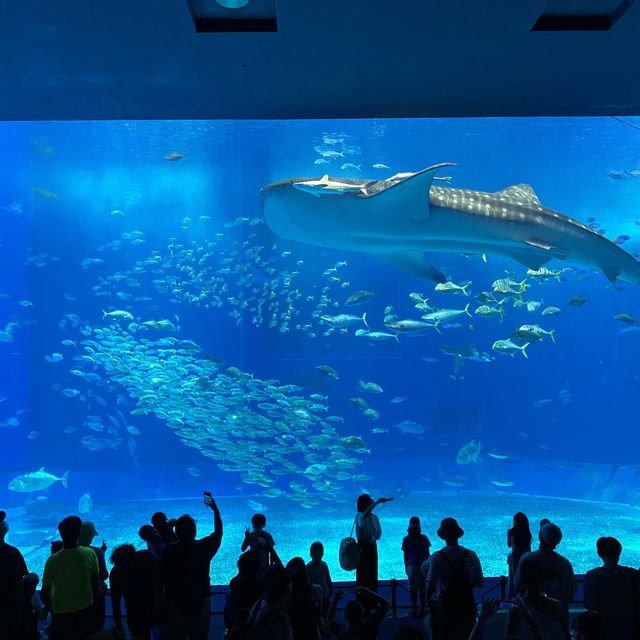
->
xmin=376 ymin=250 xmax=446 ymax=282
xmin=502 ymin=248 xmax=553 ymax=271
xmin=602 ymin=265 xmax=621 ymax=283
xmin=373 ymin=162 xmax=457 ymax=223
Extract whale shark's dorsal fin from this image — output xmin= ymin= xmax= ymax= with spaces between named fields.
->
xmin=372 ymin=163 xmax=457 ymax=223
xmin=496 ymin=184 xmax=541 ymax=205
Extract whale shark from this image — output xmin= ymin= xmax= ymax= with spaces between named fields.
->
xmin=261 ymin=163 xmax=640 ymax=284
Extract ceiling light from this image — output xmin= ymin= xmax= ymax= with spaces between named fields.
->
xmin=187 ymin=0 xmax=277 ymax=32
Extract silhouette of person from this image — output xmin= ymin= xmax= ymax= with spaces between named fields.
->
xmin=506 ymin=559 xmax=570 ymax=639
xmin=571 ymin=610 xmax=608 ymax=640
xmin=331 ymin=586 xmax=390 ymax=640
xmin=306 ymin=541 xmax=333 ymax=620
xmin=246 ymin=564 xmax=293 ymax=640
xmin=110 ymin=543 xmax=160 ymax=640
xmin=506 ymin=512 xmax=532 ymax=598
xmin=0 ymin=510 xmax=28 ymax=640
xmin=41 ymin=515 xmax=99 ymax=640
xmin=401 ymin=516 xmax=431 ymax=617
xmin=285 ymin=557 xmax=321 ymax=640
xmin=354 ymin=494 xmax=393 ymax=604
xmin=139 ymin=524 xmax=165 ymax=559
xmin=224 ymin=551 xmax=261 ymax=635
xmin=20 ymin=572 xmax=41 ymax=640
xmin=584 ymin=536 xmax=638 ymax=639
xmin=513 ymin=522 xmax=574 ymax=613
xmin=425 ymin=517 xmax=483 ymax=640
xmin=241 ymin=513 xmax=276 ymax=571
xmin=152 ymin=512 xmax=178 ymax=545
xmin=159 ymin=492 xmax=222 ymax=640
xmin=79 ymin=521 xmax=108 ymax=631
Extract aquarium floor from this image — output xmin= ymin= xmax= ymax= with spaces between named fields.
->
xmin=10 ymin=491 xmax=640 ymax=584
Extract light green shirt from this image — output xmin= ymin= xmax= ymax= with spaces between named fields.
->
xmin=42 ymin=546 xmax=98 ymax=614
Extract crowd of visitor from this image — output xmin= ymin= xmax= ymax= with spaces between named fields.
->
xmin=0 ymin=496 xmax=638 ymax=640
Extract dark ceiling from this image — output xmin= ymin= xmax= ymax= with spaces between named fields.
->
xmin=2 ymin=0 xmax=640 ymax=121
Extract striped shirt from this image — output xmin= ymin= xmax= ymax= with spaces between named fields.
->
xmin=426 ymin=545 xmax=483 ymax=601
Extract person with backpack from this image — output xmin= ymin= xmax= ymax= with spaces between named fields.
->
xmin=425 ymin=517 xmax=483 ymax=640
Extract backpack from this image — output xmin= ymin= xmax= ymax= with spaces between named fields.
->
xmin=439 ymin=549 xmax=476 ymax=616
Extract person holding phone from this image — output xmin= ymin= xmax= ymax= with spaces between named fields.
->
xmin=159 ymin=491 xmax=223 ymax=640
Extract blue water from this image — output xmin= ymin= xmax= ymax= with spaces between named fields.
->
xmin=1 ymin=118 xmax=640 ymax=584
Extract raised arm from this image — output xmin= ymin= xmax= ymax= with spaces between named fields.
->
xmin=361 ymin=496 xmax=394 ymax=518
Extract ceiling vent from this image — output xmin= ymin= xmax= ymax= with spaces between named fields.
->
xmin=186 ymin=0 xmax=277 ymax=32
xmin=532 ymin=0 xmax=635 ymax=30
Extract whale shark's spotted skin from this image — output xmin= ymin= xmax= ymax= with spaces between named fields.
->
xmin=262 ymin=165 xmax=640 ymax=284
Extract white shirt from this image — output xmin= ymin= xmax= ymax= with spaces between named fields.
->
xmin=355 ymin=512 xmax=381 ymax=542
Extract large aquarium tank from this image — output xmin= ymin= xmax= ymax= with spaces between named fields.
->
xmin=1 ymin=117 xmax=640 ymax=584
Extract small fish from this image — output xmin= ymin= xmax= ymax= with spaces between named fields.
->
xmin=614 ymin=313 xmax=638 ymax=326
xmin=390 ymin=397 xmax=407 ymax=404
xmin=435 ymin=281 xmax=471 ymax=296
xmin=8 ymin=468 xmax=69 ymax=492
xmin=492 ymin=339 xmax=528 ymax=358
xmin=27 ymin=431 xmax=40 ymax=440
xmin=393 ymin=420 xmax=425 ymax=434
xmin=164 ymin=151 xmax=184 ymax=161
xmin=486 ymin=451 xmax=513 ymax=460
xmin=542 ymin=306 xmax=562 ymax=317
xmin=568 ymin=296 xmax=590 ymax=306
xmin=187 ymin=467 xmax=202 ymax=477
xmin=345 ymin=290 xmax=376 ymax=306
xmin=103 ymin=309 xmax=134 ymax=321
xmin=313 ymin=364 xmax=339 ymax=380
xmin=372 ymin=163 xmax=391 ymax=170
xmin=31 ymin=187 xmax=58 ymax=200
xmin=340 ymin=163 xmax=361 ymax=171
xmin=490 ymin=479 xmax=514 ymax=488
xmin=533 ymin=398 xmax=553 ymax=409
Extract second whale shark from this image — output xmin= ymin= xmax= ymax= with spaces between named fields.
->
xmin=261 ymin=163 xmax=640 ymax=284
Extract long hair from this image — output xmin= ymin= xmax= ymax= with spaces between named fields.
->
xmin=510 ymin=511 xmax=532 ymax=547
xmin=357 ymin=493 xmax=372 ymax=513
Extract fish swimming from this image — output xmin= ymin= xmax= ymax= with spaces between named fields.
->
xmin=9 ymin=468 xmax=69 ymax=492
xmin=262 ymin=163 xmax=640 ymax=284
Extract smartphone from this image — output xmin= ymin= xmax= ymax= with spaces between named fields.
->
xmin=498 ymin=600 xmax=516 ymax=610
xmin=203 ymin=491 xmax=213 ymax=506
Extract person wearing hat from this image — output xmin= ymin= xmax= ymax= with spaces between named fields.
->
xmin=41 ymin=515 xmax=100 ymax=640
xmin=513 ymin=521 xmax=575 ymax=613
xmin=79 ymin=521 xmax=109 ymax=631
xmin=401 ymin=516 xmax=431 ymax=618
xmin=425 ymin=517 xmax=483 ymax=640
xmin=0 ymin=509 xmax=29 ymax=640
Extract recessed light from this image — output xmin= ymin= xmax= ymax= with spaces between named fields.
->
xmin=186 ymin=0 xmax=277 ymax=32
xmin=216 ymin=0 xmax=249 ymax=8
